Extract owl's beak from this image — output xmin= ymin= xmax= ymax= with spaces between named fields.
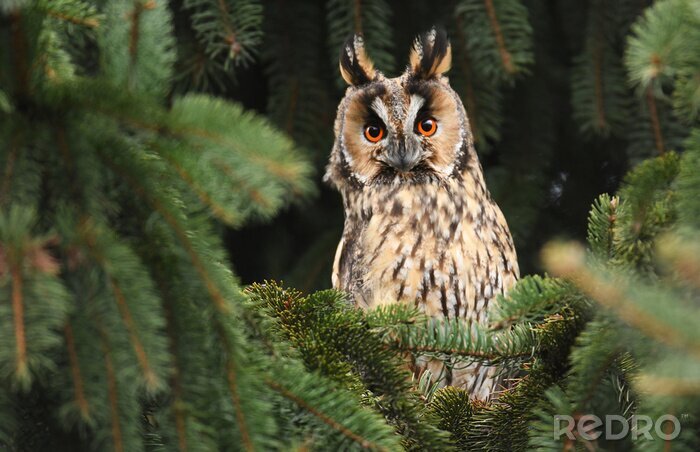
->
xmin=382 ymin=141 xmax=421 ymax=173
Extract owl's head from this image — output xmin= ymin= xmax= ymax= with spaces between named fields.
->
xmin=326 ymin=28 xmax=476 ymax=190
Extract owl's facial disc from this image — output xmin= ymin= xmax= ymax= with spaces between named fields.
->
xmin=338 ymin=75 xmax=462 ymax=185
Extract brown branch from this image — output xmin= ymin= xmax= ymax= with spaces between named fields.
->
xmin=483 ymin=0 xmax=514 ymax=74
xmin=0 ymin=135 xmax=19 ymax=205
xmin=225 ymin=353 xmax=253 ymax=451
xmin=267 ymin=380 xmax=386 ymax=451
xmin=210 ymin=157 xmax=274 ymax=209
xmin=353 ymin=0 xmax=363 ymax=33
xmin=154 ymin=143 xmax=239 ymax=225
xmin=544 ymin=243 xmax=700 ymax=359
xmin=98 ymin=152 xmax=230 ymax=314
xmin=646 ymin=87 xmax=665 ymax=154
xmin=10 ymin=11 xmax=29 ymax=99
xmin=109 ymin=277 xmax=159 ymax=388
xmin=101 ymin=331 xmax=124 ymax=452
xmin=11 ymin=265 xmax=27 ymax=379
xmin=217 ymin=0 xmax=235 ymax=35
xmin=89 ymin=105 xmax=303 ymax=183
xmin=388 ymin=342 xmax=530 ymax=360
xmin=98 ymin=152 xmax=254 ymax=449
xmin=161 ymin=281 xmax=188 ymax=452
xmin=46 ymin=10 xmax=99 ymax=28
xmin=79 ymin=221 xmax=160 ymax=390
xmin=64 ymin=323 xmax=90 ymax=419
xmin=126 ymin=1 xmax=156 ymax=88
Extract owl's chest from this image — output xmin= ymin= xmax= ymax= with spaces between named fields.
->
xmin=345 ymin=181 xmax=516 ymax=320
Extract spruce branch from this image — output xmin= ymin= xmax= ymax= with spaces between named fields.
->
xmin=326 ymin=0 xmax=395 ymax=84
xmin=62 ymin=323 xmax=90 ymax=421
xmin=181 ymin=0 xmax=263 ymax=84
xmin=266 ymin=365 xmax=401 ymax=451
xmin=543 ymin=242 xmax=700 ymax=359
xmin=37 ymin=0 xmax=100 ymax=29
xmin=0 ymin=206 xmax=68 ymax=391
xmin=676 ymin=130 xmax=700 ymax=228
xmin=100 ymin=0 xmax=176 ymax=97
xmin=570 ymin=0 xmax=631 ymax=137
xmin=454 ymin=0 xmax=533 ymax=82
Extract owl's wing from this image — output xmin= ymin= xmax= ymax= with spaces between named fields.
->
xmin=331 ymin=236 xmax=345 ymax=289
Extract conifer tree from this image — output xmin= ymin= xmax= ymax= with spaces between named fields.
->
xmin=2 ymin=0 xmax=700 ymax=451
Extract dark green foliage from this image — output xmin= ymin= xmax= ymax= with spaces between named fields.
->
xmin=326 ymin=0 xmax=395 ymax=84
xmin=454 ymin=0 xmax=533 ymax=82
xmin=247 ymin=283 xmax=453 ymax=450
xmin=3 ymin=0 xmax=700 ymax=450
xmin=570 ymin=0 xmax=630 ymax=138
xmin=179 ymin=0 xmax=263 ymax=89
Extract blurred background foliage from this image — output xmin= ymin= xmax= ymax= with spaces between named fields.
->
xmin=3 ymin=0 xmax=700 ymax=450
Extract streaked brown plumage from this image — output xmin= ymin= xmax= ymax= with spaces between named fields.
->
xmin=325 ymin=29 xmax=519 ymax=400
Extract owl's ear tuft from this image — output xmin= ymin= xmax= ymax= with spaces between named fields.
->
xmin=339 ymin=34 xmax=377 ymax=86
xmin=408 ymin=27 xmax=451 ymax=79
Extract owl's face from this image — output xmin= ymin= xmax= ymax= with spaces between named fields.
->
xmin=327 ymin=29 xmax=473 ymax=189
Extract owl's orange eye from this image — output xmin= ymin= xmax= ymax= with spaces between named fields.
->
xmin=417 ymin=117 xmax=437 ymax=137
xmin=364 ymin=124 xmax=385 ymax=143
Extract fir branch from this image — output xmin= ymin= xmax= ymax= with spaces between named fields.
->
xmin=455 ymin=0 xmax=533 ymax=81
xmin=566 ymin=319 xmax=623 ymax=412
xmin=9 ymin=261 xmax=27 ymax=383
xmin=97 ymin=148 xmax=229 ymax=314
xmin=587 ymin=194 xmax=620 ymax=261
xmin=149 ymin=140 xmax=239 ymax=226
xmin=161 ymin=295 xmax=189 ymax=452
xmin=63 ymin=323 xmax=90 ymax=420
xmin=182 ymin=0 xmax=263 ymax=69
xmin=483 ymin=0 xmax=514 ymax=74
xmin=37 ymin=0 xmax=100 ymax=28
xmin=0 ymin=129 xmax=20 ymax=206
xmin=0 ymin=206 xmax=68 ymax=390
xmin=612 ymin=152 xmax=680 ymax=270
xmin=625 ymin=0 xmax=688 ymax=93
xmin=78 ymin=224 xmax=161 ymax=392
xmin=656 ymin=232 xmax=700 ymax=291
xmin=570 ymin=0 xmax=630 ymax=137
xmin=223 ymin=339 xmax=253 ymax=452
xmin=266 ymin=369 xmax=399 ymax=451
xmin=263 ymin=0 xmax=330 ymax=150
xmin=247 ymin=283 xmax=452 ymax=449
xmin=646 ymin=86 xmax=665 ymax=154
xmin=450 ymin=14 xmax=503 ymax=148
xmin=100 ymin=0 xmax=176 ymax=97
xmin=543 ymin=242 xmax=700 ymax=359
xmin=326 ymin=0 xmax=395 ymax=83
xmin=98 ymin=149 xmax=257 ymax=447
xmin=489 ymin=275 xmax=583 ymax=329
xmin=54 ymin=84 xmax=314 ymax=219
xmin=8 ymin=11 xmax=30 ymax=99
xmin=381 ymin=317 xmax=536 ymax=364
xmin=676 ymin=131 xmax=700 ymax=228
xmin=100 ymin=328 xmax=125 ymax=452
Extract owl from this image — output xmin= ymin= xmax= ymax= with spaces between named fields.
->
xmin=324 ymin=28 xmax=520 ymax=400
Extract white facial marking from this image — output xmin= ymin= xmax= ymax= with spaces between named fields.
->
xmin=370 ymin=97 xmax=391 ymax=128
xmin=404 ymin=94 xmax=425 ymax=135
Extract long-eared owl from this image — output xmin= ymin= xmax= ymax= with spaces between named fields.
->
xmin=325 ymin=28 xmax=519 ymax=400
